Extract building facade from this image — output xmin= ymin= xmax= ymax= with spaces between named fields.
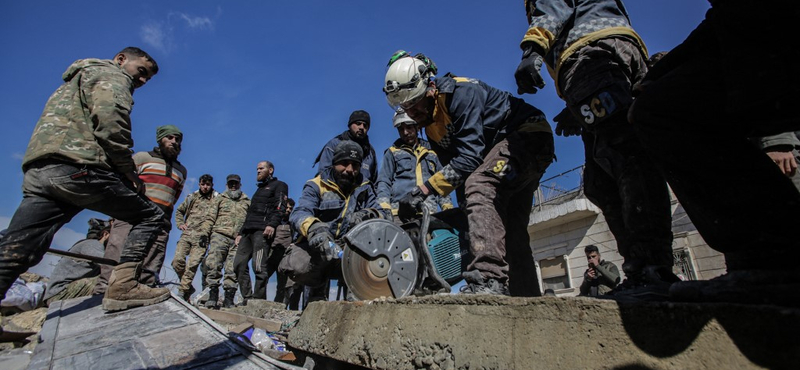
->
xmin=528 ymin=166 xmax=726 ymax=296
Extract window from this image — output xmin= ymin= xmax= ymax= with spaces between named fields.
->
xmin=673 ymin=249 xmax=696 ymax=281
xmin=539 ymin=255 xmax=571 ymax=291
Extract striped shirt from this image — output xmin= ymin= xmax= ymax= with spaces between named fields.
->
xmin=133 ymin=148 xmax=187 ymax=221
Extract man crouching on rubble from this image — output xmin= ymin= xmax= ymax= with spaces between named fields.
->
xmin=279 ymin=141 xmax=389 ymax=302
xmin=0 ymin=47 xmax=169 ymax=313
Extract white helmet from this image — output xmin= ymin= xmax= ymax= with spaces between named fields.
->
xmin=383 ymin=53 xmax=434 ymax=111
xmin=392 ymin=109 xmax=417 ymax=128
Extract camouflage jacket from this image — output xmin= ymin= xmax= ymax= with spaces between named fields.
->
xmin=199 ymin=190 xmax=251 ymax=239
xmin=22 ymin=59 xmax=139 ymax=173
xmin=174 ymin=190 xmax=219 ymax=236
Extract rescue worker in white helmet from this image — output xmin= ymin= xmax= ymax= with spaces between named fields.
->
xmin=383 ymin=51 xmax=554 ymax=296
xmin=375 ymin=109 xmax=453 ymax=222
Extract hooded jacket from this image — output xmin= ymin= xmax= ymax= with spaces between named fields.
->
xmin=291 ymin=167 xmax=387 ymax=240
xmin=22 ymin=59 xmax=138 ymax=173
xmin=313 ymin=130 xmax=378 ymax=184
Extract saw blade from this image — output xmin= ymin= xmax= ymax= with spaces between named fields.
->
xmin=342 ymin=246 xmax=393 ymax=300
xmin=341 ymin=219 xmax=419 ymax=300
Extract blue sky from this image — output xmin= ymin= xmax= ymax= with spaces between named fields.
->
xmin=0 ymin=1 xmax=709 ymax=294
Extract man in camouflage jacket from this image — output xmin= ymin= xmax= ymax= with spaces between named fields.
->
xmin=171 ymin=174 xmax=218 ymax=301
xmin=0 ymin=47 xmax=168 ymax=312
xmin=200 ymin=174 xmax=251 ymax=308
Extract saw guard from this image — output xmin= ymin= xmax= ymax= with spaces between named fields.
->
xmin=342 ymin=219 xmax=418 ymax=300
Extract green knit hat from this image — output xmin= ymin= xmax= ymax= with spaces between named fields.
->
xmin=156 ymin=125 xmax=183 ymax=142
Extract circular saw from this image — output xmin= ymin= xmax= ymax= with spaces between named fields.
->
xmin=341 ymin=219 xmax=418 ymax=300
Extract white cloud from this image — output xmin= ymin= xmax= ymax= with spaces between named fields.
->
xmin=11 ymin=152 xmax=23 ymax=160
xmin=176 ymin=13 xmax=213 ymax=30
xmin=140 ymin=12 xmax=215 ymax=54
xmin=140 ymin=22 xmax=170 ymax=54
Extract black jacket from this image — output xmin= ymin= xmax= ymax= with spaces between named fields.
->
xmin=240 ymin=176 xmax=289 ymax=233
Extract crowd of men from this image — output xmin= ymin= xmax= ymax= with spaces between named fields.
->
xmin=0 ymin=0 xmax=798 ymax=320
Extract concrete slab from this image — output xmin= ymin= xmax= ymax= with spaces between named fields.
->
xmin=289 ymin=295 xmax=799 ymax=370
xmin=29 ymin=294 xmax=303 ymax=370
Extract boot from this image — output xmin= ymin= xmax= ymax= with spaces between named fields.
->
xmin=205 ymin=288 xmax=220 ymax=309
xmin=458 ymin=270 xmax=510 ymax=296
xmin=222 ymin=288 xmax=236 ymax=308
xmin=103 ymin=262 xmax=170 ymax=312
xmin=180 ymin=286 xmax=195 ymax=302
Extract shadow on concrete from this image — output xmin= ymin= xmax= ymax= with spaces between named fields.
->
xmin=616 ymin=300 xmax=798 ymax=369
xmin=45 ymin=294 xmax=102 ymax=320
xmin=138 ymin=339 xmax=252 ymax=370
xmin=612 ymin=365 xmax=658 ymax=370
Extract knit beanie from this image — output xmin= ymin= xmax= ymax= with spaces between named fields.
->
xmin=333 ymin=140 xmax=363 ymax=165
xmin=348 ymin=110 xmax=371 ymax=128
xmin=156 ymin=125 xmax=183 ymax=142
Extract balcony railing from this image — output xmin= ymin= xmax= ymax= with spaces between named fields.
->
xmin=533 ymin=165 xmax=585 ymax=210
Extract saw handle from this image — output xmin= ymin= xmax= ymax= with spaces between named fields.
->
xmin=418 ymin=203 xmax=451 ymax=292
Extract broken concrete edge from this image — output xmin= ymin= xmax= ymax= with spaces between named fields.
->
xmin=289 ymin=295 xmax=800 ymax=370
xmin=170 ymin=293 xmax=308 ymax=370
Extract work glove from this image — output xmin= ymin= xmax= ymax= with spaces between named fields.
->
xmin=199 ymin=234 xmax=209 ymax=248
xmin=307 ymin=221 xmax=334 ymax=255
xmin=514 ymin=45 xmax=546 ymax=95
xmin=346 ymin=208 xmax=382 ymax=227
xmin=553 ymin=107 xmax=583 ymax=137
xmin=397 ymin=186 xmax=427 ymax=221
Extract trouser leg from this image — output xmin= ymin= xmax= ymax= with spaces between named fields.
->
xmin=204 ymin=233 xmax=232 ymax=289
xmin=465 ymin=131 xmax=554 ymax=291
xmin=505 ymin=181 xmax=540 ymax=297
xmin=0 ymin=192 xmax=80 ymax=299
xmin=45 ymin=276 xmax=98 ymax=306
xmin=581 ymin=125 xmax=673 ymax=272
xmin=233 ymin=232 xmax=254 ymax=298
xmin=252 ymin=235 xmax=270 ymax=300
xmin=266 ymin=245 xmax=286 ymax=302
xmin=139 ymin=228 xmax=169 ymax=286
xmin=630 ymin=52 xmax=800 ymax=270
xmin=285 ymin=279 xmax=303 ymax=311
xmin=176 ymin=237 xmax=206 ymax=291
xmin=96 ymin=220 xmax=171 ymax=289
xmin=1 ymin=164 xmax=163 ymax=300
xmin=559 ymin=36 xmax=673 ymax=273
xmin=94 ymin=218 xmax=131 ymax=294
xmin=171 ymin=236 xmax=192 ymax=283
xmin=222 ymin=241 xmax=238 ymax=290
